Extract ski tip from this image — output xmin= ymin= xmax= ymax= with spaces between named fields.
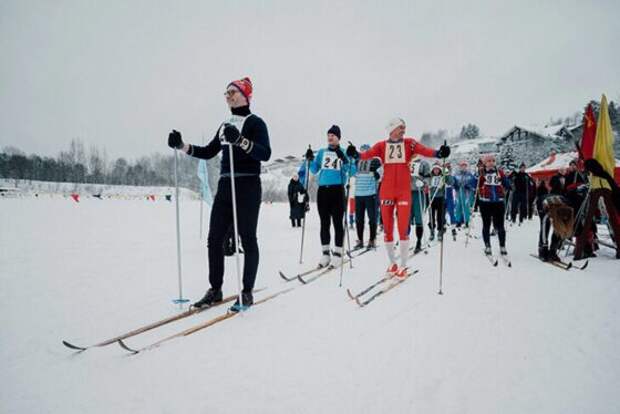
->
xmin=346 ymin=288 xmax=356 ymax=301
xmin=278 ymin=271 xmax=292 ymax=282
xmin=117 ymin=339 xmax=139 ymax=354
xmin=581 ymin=260 xmax=589 ymax=270
xmin=297 ymin=275 xmax=307 ymax=284
xmin=62 ymin=340 xmax=87 ymax=352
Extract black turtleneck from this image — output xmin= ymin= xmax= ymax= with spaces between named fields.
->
xmin=231 ymin=105 xmax=251 ymax=116
xmin=189 ymin=105 xmax=271 ymax=176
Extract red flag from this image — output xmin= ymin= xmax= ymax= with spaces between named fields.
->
xmin=71 ymin=193 xmax=80 ymax=203
xmin=580 ymin=104 xmax=597 ymax=160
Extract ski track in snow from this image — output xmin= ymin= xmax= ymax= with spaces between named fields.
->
xmin=1 ymin=197 xmax=619 ymax=413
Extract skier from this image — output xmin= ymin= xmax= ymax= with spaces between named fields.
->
xmin=353 ymin=144 xmax=381 ymax=250
xmin=306 ymin=125 xmax=354 ymax=268
xmin=428 ymin=163 xmax=451 ymax=241
xmin=346 ymin=118 xmax=450 ymax=277
xmin=288 ymin=173 xmax=308 ymax=228
xmin=410 ymin=159 xmax=431 ymax=252
xmin=443 ymin=162 xmax=457 ymax=227
xmin=477 ymin=153 xmax=510 ymax=257
xmin=453 ymin=160 xmax=477 ymax=228
xmin=167 ymin=77 xmax=271 ymax=311
xmin=510 ymin=163 xmax=533 ymax=225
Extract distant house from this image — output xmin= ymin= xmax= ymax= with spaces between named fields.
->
xmin=497 ymin=124 xmax=579 ymax=166
xmin=499 ymin=124 xmax=576 ymax=146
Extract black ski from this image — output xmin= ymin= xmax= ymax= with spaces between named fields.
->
xmin=529 ymin=254 xmax=572 ymax=270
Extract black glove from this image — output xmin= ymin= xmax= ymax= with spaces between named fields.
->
xmin=334 ymin=147 xmax=346 ymax=160
xmin=369 ymin=158 xmax=381 ymax=172
xmin=346 ymin=144 xmax=359 ymax=159
xmin=305 ymin=148 xmax=315 ymax=161
xmin=437 ymin=144 xmax=451 ymax=159
xmin=373 ymin=171 xmax=380 ymax=180
xmin=222 ymin=124 xmax=241 ymax=144
xmin=168 ymin=130 xmax=183 ymax=149
xmin=305 ymin=202 xmax=310 ymax=212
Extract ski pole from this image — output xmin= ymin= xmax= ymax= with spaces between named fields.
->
xmin=172 ymin=148 xmax=189 ymax=304
xmin=339 ymin=160 xmax=353 ymax=287
xmin=299 ymin=148 xmax=311 ymax=264
xmin=224 ymin=139 xmax=243 ymax=310
xmin=438 ymin=141 xmax=447 ymax=296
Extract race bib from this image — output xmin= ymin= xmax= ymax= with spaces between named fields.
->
xmin=385 ymin=142 xmax=406 ymax=164
xmin=484 ymin=173 xmax=500 ymax=186
xmin=297 ymin=193 xmax=305 ymax=203
xmin=430 ymin=176 xmax=442 ymax=187
xmin=322 ymin=151 xmax=341 ymax=171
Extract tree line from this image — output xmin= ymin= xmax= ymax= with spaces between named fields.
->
xmin=0 ymin=139 xmax=220 ymax=192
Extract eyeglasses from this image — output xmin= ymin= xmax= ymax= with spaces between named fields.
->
xmin=224 ymin=89 xmax=239 ymax=97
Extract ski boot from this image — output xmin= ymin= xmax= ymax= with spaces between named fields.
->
xmin=429 ymin=229 xmax=435 ymax=241
xmin=414 ymin=240 xmax=422 ymax=254
xmin=318 ymin=245 xmax=331 ymax=268
xmin=484 ymin=245 xmax=492 ymax=256
xmin=229 ymin=291 xmax=254 ymax=313
xmin=395 ymin=266 xmax=409 ymax=278
xmin=192 ymin=288 xmax=223 ymax=309
xmin=353 ymin=240 xmax=364 ymax=250
xmin=386 ymin=263 xmax=398 ymax=276
xmin=367 ymin=239 xmax=377 ymax=249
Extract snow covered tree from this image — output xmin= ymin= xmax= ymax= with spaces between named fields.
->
xmin=459 ymin=124 xmax=480 ymax=140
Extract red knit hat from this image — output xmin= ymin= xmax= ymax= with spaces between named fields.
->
xmin=228 ymin=77 xmax=253 ymax=101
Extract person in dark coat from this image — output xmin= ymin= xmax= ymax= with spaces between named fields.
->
xmin=288 ymin=173 xmax=308 ymax=227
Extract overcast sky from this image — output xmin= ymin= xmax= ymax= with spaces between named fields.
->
xmin=1 ymin=0 xmax=618 ymax=160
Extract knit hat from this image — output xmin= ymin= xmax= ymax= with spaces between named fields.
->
xmin=459 ymin=160 xmax=468 ymax=167
xmin=228 ymin=77 xmax=253 ymax=101
xmin=327 ymin=125 xmax=341 ymax=139
xmin=519 ymin=162 xmax=526 ymax=168
xmin=386 ymin=118 xmax=406 ymax=134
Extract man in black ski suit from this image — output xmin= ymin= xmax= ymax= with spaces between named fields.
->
xmin=167 ymin=77 xmax=271 ymax=312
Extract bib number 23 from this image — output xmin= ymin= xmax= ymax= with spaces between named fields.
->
xmin=385 ymin=143 xmax=405 ymax=164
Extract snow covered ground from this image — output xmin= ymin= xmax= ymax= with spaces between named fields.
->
xmin=1 ymin=197 xmax=619 ymax=413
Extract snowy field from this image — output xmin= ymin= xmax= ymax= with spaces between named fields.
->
xmin=1 ymin=197 xmax=619 ymax=413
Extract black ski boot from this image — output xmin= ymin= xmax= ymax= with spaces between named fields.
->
xmin=414 ymin=240 xmax=422 ymax=253
xmin=353 ymin=240 xmax=364 ymax=250
xmin=192 ymin=288 xmax=223 ymax=309
xmin=229 ymin=291 xmax=254 ymax=313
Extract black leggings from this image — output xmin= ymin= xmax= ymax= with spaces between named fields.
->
xmin=355 ymin=195 xmax=377 ymax=242
xmin=207 ymin=176 xmax=261 ymax=293
xmin=511 ymin=192 xmax=528 ymax=223
xmin=430 ymin=197 xmax=445 ymax=232
xmin=479 ymin=201 xmax=506 ymax=247
xmin=317 ymin=185 xmax=345 ymax=247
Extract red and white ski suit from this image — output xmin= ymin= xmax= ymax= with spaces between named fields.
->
xmin=360 ymin=138 xmax=437 ymax=242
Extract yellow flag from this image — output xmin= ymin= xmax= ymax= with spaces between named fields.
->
xmin=591 ymin=94 xmax=616 ymax=190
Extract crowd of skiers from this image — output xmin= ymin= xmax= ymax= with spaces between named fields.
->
xmin=292 ymin=122 xmax=605 ymax=273
xmin=164 ymin=76 xmax=610 ymax=313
